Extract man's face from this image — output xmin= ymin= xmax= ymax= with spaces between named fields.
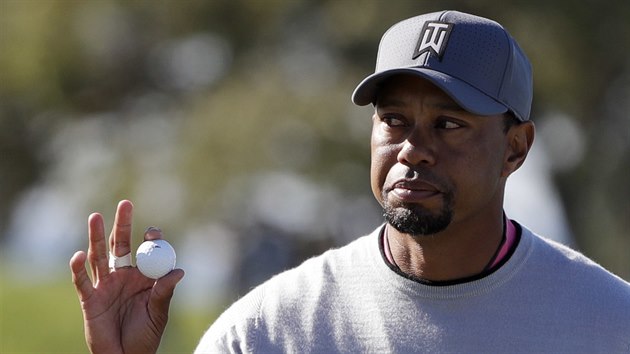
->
xmin=370 ymin=75 xmax=513 ymax=236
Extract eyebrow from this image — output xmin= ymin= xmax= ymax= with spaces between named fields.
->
xmin=375 ymin=98 xmax=406 ymax=108
xmin=433 ymin=101 xmax=466 ymax=112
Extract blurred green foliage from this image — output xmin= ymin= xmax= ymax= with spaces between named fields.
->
xmin=1 ymin=0 xmax=629 ymax=352
xmin=0 ymin=266 xmax=216 ymax=353
xmin=2 ymin=273 xmax=88 ymax=352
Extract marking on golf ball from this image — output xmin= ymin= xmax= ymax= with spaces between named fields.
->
xmin=136 ymin=239 xmax=176 ymax=279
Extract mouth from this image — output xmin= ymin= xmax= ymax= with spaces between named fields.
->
xmin=388 ymin=179 xmax=443 ymax=203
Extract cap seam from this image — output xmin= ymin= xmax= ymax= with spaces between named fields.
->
xmin=496 ymin=28 xmax=520 ymax=120
xmin=438 ymin=9 xmax=452 ymax=20
xmin=427 ymin=10 xmax=451 ymax=67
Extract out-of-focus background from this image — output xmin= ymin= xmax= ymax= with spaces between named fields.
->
xmin=1 ymin=0 xmax=628 ymax=352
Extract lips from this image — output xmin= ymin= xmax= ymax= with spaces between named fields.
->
xmin=388 ymin=179 xmax=442 ymax=203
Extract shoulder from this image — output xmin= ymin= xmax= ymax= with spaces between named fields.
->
xmin=195 ymin=228 xmax=381 ymax=353
xmin=510 ymin=225 xmax=630 ymax=347
xmin=195 ymin=281 xmax=266 ymax=353
xmin=526 ymin=226 xmax=629 ymax=291
xmin=520 ymin=225 xmax=630 ymax=313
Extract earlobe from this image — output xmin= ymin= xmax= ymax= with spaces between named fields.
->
xmin=502 ymin=121 xmax=535 ymax=177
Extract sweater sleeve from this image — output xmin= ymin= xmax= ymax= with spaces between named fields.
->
xmin=194 ymin=284 xmax=265 ymax=354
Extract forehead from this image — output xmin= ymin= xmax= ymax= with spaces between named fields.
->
xmin=375 ymin=74 xmax=463 ymax=110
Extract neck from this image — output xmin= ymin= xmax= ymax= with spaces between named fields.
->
xmin=386 ymin=209 xmax=504 ymax=282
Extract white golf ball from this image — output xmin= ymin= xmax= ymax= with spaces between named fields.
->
xmin=136 ymin=239 xmax=176 ymax=279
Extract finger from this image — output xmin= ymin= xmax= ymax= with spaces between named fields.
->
xmin=70 ymin=251 xmax=94 ymax=301
xmin=144 ymin=226 xmax=163 ymax=241
xmin=110 ymin=200 xmax=134 ymax=257
xmin=87 ymin=212 xmax=109 ymax=281
xmin=148 ymin=269 xmax=185 ymax=324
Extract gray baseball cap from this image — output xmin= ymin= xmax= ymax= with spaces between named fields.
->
xmin=352 ymin=10 xmax=533 ymax=121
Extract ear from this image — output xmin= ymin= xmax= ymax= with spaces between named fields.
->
xmin=502 ymin=121 xmax=535 ymax=177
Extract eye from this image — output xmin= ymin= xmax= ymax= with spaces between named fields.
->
xmin=380 ymin=114 xmax=407 ymax=127
xmin=436 ymin=118 xmax=464 ymax=129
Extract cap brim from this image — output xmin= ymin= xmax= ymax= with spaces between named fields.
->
xmin=351 ymin=68 xmax=508 ymax=117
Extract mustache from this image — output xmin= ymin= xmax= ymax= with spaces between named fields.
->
xmin=404 ymin=168 xmax=427 ymax=180
xmin=403 ymin=165 xmax=445 ymax=184
xmin=385 ymin=165 xmax=451 ymax=193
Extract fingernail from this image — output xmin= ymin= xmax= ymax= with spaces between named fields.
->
xmin=144 ymin=226 xmax=163 ymax=241
xmin=145 ymin=226 xmax=162 ymax=234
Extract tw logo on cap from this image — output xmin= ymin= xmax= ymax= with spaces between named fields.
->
xmin=413 ymin=21 xmax=453 ymax=60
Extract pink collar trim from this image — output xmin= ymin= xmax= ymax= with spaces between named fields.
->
xmin=488 ymin=216 xmax=517 ymax=269
xmin=382 ymin=216 xmax=518 ymax=271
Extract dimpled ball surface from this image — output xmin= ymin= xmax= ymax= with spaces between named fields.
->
xmin=136 ymin=239 xmax=176 ymax=279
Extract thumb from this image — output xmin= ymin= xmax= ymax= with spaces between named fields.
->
xmin=148 ymin=269 xmax=185 ymax=324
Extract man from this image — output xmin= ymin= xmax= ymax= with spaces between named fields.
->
xmin=70 ymin=10 xmax=630 ymax=353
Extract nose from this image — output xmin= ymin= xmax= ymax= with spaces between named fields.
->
xmin=397 ymin=136 xmax=436 ymax=167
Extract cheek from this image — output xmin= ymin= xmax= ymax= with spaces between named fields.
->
xmin=370 ymin=150 xmax=386 ymax=205
xmin=453 ymin=131 xmax=506 ymax=175
xmin=370 ymin=144 xmax=397 ymax=205
xmin=448 ymin=142 xmax=506 ymax=204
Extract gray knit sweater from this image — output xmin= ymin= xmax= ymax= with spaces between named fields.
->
xmin=196 ymin=223 xmax=630 ymax=353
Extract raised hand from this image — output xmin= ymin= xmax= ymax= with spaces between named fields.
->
xmin=69 ymin=200 xmax=185 ymax=354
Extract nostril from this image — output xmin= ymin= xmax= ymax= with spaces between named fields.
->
xmin=397 ymin=140 xmax=436 ymax=166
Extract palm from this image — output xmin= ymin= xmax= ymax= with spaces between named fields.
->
xmin=70 ymin=200 xmax=184 ymax=354
xmin=84 ymin=269 xmax=157 ymax=353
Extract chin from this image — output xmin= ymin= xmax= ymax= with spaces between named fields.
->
xmin=383 ymin=203 xmax=453 ymax=236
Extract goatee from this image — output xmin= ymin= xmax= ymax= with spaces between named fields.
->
xmin=382 ymin=194 xmax=454 ymax=236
